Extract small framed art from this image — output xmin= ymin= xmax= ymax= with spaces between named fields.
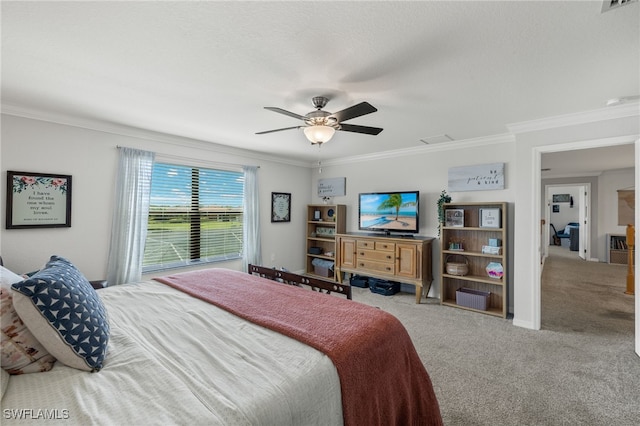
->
xmin=6 ymin=171 xmax=72 ymax=229
xmin=552 ymin=194 xmax=570 ymax=203
xmin=271 ymin=192 xmax=291 ymax=223
xmin=445 ymin=209 xmax=464 ymax=227
xmin=479 ymin=208 xmax=501 ymax=228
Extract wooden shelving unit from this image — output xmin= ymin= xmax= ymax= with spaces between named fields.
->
xmin=306 ymin=204 xmax=346 ymax=280
xmin=607 ymin=233 xmax=628 ymax=264
xmin=440 ymin=202 xmax=508 ymax=318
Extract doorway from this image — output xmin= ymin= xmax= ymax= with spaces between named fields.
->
xmin=535 ymin=138 xmax=638 ymax=356
xmin=543 ymin=183 xmax=590 ymax=261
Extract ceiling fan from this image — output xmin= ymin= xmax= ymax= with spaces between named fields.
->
xmin=256 ymin=96 xmax=383 ymax=145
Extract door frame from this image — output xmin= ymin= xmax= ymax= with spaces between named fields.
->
xmin=543 ymin=183 xmax=590 ymax=260
xmin=533 ymin=136 xmax=639 ymax=357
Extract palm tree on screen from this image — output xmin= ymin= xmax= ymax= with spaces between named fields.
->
xmin=377 ymin=194 xmax=415 ymax=221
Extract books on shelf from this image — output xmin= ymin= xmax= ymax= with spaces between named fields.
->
xmin=610 ymin=236 xmax=628 ymax=249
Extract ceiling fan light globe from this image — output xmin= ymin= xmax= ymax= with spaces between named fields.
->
xmin=304 ymin=125 xmax=335 ymax=144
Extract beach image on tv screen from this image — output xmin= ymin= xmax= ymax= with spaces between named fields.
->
xmin=360 ymin=193 xmax=418 ymax=231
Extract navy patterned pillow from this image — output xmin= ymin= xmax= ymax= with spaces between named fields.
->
xmin=11 ymin=256 xmax=109 ymax=372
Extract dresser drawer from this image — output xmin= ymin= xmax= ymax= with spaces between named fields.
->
xmin=356 ymin=259 xmax=395 ymax=275
xmin=374 ymin=241 xmax=395 ymax=251
xmin=356 ymin=240 xmax=375 ymax=250
xmin=358 ymin=249 xmax=395 ymax=263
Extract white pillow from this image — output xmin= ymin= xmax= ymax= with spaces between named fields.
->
xmin=1 ymin=266 xmax=56 ymax=374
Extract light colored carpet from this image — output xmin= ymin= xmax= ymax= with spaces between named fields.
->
xmin=350 ymin=250 xmax=638 ymax=425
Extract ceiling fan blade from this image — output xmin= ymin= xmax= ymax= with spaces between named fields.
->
xmin=329 ymin=102 xmax=377 ymax=122
xmin=255 ymin=126 xmax=301 ymax=135
xmin=339 ymin=123 xmax=383 ymax=135
xmin=264 ymin=107 xmax=307 ymax=121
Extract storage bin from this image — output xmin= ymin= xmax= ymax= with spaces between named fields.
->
xmin=311 ymin=258 xmax=334 ymax=278
xmin=456 ymin=288 xmax=490 ymax=311
xmin=369 ymin=278 xmax=400 ymax=296
xmin=314 ymin=265 xmax=333 ymax=278
xmin=350 ymin=275 xmax=369 ymax=288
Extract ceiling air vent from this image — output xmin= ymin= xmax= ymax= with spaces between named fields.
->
xmin=420 ymin=134 xmax=454 ymax=145
xmin=601 ymin=0 xmax=637 ymax=13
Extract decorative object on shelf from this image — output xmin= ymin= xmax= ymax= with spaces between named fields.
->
xmin=485 ymin=262 xmax=504 ymax=279
xmin=322 ymin=196 xmax=331 ymax=204
xmin=448 ymin=239 xmax=465 ymax=251
xmin=445 ymin=255 xmax=469 ymax=276
xmin=445 ymin=209 xmax=464 ymax=227
xmin=479 ymin=208 xmax=501 ymax=228
xmin=448 ymin=162 xmax=505 ymax=192
xmin=6 ymin=170 xmax=72 ymax=229
xmin=316 ymin=227 xmax=335 ymax=236
xmin=271 ymin=192 xmax=291 ymax=222
xmin=489 ymin=238 xmax=501 ymax=247
xmin=482 ymin=245 xmax=502 ymax=255
xmin=437 ymin=190 xmax=452 ymax=236
xmin=314 ymin=210 xmax=321 ymax=220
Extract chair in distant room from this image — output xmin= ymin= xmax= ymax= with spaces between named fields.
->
xmin=550 ymin=224 xmax=562 ymax=246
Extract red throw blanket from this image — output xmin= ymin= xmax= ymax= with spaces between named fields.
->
xmin=155 ymin=269 xmax=442 ymax=426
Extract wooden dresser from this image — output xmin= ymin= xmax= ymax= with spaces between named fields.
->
xmin=335 ymin=233 xmax=434 ymax=303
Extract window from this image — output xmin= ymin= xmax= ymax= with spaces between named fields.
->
xmin=143 ymin=163 xmax=244 ymax=272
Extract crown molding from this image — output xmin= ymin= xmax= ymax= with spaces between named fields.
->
xmin=507 ymin=102 xmax=640 ymax=134
xmin=1 ymin=103 xmax=310 ymax=169
xmin=316 ymin=133 xmax=515 ymax=167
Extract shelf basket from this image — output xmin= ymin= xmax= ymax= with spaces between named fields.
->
xmin=445 ymin=254 xmax=469 ymax=276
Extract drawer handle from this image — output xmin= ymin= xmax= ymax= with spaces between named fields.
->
xmin=386 ymin=267 xmax=392 ymax=271
xmin=359 ymin=263 xmax=365 ymax=267
xmin=359 ymin=252 xmax=365 ymax=256
xmin=386 ymin=255 xmax=392 ymax=259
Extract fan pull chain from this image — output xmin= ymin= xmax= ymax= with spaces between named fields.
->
xmin=317 ymin=143 xmax=322 ymax=174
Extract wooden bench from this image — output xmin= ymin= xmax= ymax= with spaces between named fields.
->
xmin=248 ymin=264 xmax=352 ymax=300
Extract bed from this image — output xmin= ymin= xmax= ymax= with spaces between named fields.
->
xmin=1 ymin=258 xmax=442 ymax=425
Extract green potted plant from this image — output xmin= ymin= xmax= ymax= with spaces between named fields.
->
xmin=437 ymin=190 xmax=451 ymax=237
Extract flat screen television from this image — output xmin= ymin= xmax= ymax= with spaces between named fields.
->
xmin=358 ymin=191 xmax=420 ymax=235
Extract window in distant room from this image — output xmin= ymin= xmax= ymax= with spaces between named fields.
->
xmin=143 ymin=163 xmax=244 ymax=272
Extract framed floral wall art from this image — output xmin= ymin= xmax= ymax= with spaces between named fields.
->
xmin=6 ymin=171 xmax=72 ymax=229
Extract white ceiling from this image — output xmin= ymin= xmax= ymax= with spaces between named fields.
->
xmin=2 ymin=1 xmax=639 ymax=173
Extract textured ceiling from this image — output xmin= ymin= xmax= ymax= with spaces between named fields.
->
xmin=2 ymin=1 xmax=639 ymax=169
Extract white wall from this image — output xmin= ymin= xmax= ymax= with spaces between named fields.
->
xmin=1 ymin=114 xmax=312 ymax=279
xmin=599 ymin=168 xmax=634 ymax=236
xmin=309 ymin=136 xmax=516 ymax=303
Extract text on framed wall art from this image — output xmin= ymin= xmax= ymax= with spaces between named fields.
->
xmin=448 ymin=162 xmax=505 ymax=192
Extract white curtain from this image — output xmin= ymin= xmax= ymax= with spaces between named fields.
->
xmin=106 ymin=147 xmax=155 ymax=285
xmin=242 ymin=165 xmax=262 ymax=271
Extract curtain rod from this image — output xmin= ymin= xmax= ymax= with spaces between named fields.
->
xmin=116 ymin=145 xmax=259 ymax=169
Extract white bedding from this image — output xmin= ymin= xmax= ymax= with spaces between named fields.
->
xmin=1 ymin=280 xmax=343 ymax=425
